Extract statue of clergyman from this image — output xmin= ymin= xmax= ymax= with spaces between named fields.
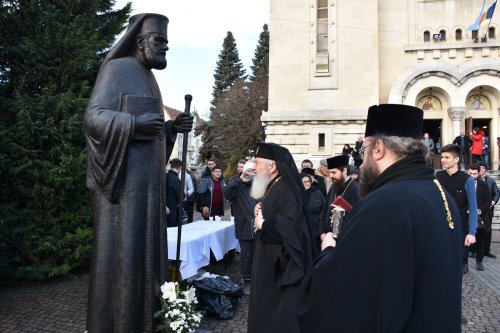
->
xmin=84 ymin=13 xmax=193 ymax=333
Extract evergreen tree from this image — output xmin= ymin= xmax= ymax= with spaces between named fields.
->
xmin=198 ymin=26 xmax=268 ymax=173
xmin=210 ymin=31 xmax=246 ymax=108
xmin=200 ymin=31 xmax=246 ymax=163
xmin=0 ymin=0 xmax=130 ymax=283
xmin=250 ymin=24 xmax=269 ymax=83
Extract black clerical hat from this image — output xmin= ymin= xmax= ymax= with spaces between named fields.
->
xmin=255 ymin=143 xmax=291 ymax=163
xmin=364 ymin=104 xmax=423 ymax=139
xmin=327 ymin=155 xmax=349 ymax=169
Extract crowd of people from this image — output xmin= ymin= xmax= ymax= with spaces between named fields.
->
xmin=451 ymin=128 xmax=494 ymax=169
xmin=161 ymin=103 xmax=500 ymax=332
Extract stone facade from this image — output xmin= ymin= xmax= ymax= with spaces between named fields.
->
xmin=264 ymin=0 xmax=500 ymax=168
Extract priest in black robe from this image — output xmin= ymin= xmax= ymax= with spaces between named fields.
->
xmin=84 ymin=14 xmax=193 ymax=333
xmin=319 ymin=154 xmax=360 ymax=240
xmin=248 ymin=143 xmax=315 ymax=333
xmin=299 ymin=105 xmax=463 ymax=332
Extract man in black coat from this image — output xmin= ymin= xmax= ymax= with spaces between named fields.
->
xmin=319 ymin=154 xmax=359 ymax=241
xmin=436 ymin=144 xmax=477 ymax=274
xmin=300 ymin=104 xmax=463 ymax=332
xmin=453 ymin=131 xmax=472 ymax=169
xmin=479 ymin=163 xmax=499 ymax=258
xmin=223 ymin=161 xmax=257 ymax=294
xmin=165 ymin=158 xmax=182 ymax=227
xmin=468 ymin=164 xmax=492 ymax=271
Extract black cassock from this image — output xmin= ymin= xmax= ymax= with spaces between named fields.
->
xmin=300 ymin=157 xmax=463 ymax=333
xmin=248 ymin=177 xmax=312 ymax=333
xmin=320 ymin=176 xmax=360 ymax=235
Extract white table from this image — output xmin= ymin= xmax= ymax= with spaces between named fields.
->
xmin=167 ymin=220 xmax=240 ymax=279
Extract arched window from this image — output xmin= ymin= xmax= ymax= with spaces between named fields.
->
xmin=424 ymin=31 xmax=430 ymax=42
xmin=455 ymin=29 xmax=463 ymax=41
xmin=472 ymin=30 xmax=479 ymax=41
xmin=489 ymin=27 xmax=496 ymax=39
xmin=439 ymin=29 xmax=446 ymax=41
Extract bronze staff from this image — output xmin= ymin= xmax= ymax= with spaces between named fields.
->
xmin=174 ymin=94 xmax=192 ymax=283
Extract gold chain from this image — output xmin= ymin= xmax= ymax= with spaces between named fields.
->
xmin=433 ymin=179 xmax=454 ymax=229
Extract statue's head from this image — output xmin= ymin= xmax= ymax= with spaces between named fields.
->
xmin=131 ymin=14 xmax=169 ymax=70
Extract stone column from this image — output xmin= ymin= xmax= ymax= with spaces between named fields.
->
xmin=447 ymin=107 xmax=466 ymax=139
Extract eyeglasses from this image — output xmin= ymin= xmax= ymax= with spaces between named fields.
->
xmin=359 ymin=141 xmax=376 ymax=158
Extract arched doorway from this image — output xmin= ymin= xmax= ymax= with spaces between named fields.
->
xmin=423 ymin=119 xmax=442 ymax=167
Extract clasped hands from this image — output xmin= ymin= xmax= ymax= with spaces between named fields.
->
xmin=254 ymin=202 xmax=264 ymax=233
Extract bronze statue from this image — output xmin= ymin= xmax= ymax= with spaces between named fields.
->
xmin=84 ymin=13 xmax=193 ymax=333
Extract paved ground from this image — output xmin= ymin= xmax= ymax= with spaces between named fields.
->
xmin=1 ymin=231 xmax=499 ymax=332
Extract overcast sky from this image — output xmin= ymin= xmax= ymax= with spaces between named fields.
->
xmin=113 ymin=0 xmax=270 ymax=118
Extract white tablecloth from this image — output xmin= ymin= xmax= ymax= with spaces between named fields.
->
xmin=167 ymin=220 xmax=240 ymax=279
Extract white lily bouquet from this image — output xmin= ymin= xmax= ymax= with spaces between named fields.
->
xmin=155 ymin=281 xmax=203 ymax=333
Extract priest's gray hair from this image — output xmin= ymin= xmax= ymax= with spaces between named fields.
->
xmin=371 ymin=135 xmax=428 ymax=158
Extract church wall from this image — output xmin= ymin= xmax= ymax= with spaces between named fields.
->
xmin=266 ymin=0 xmax=500 ymax=167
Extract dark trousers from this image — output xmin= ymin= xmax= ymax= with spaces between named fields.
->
xmin=463 ymin=244 xmax=470 ymax=265
xmin=183 ymin=200 xmax=195 ymax=223
xmin=475 ymin=229 xmax=485 ymax=263
xmin=203 ymin=206 xmax=224 ymax=220
xmin=485 ymin=230 xmax=493 ymax=254
xmin=462 ymin=231 xmax=470 ymax=265
xmin=239 ymin=239 xmax=254 ymax=282
xmin=471 ymin=154 xmax=482 ymax=164
xmin=459 ymin=151 xmax=470 ymax=169
xmin=166 ymin=205 xmax=178 ymax=227
xmin=485 ymin=208 xmax=494 ymax=253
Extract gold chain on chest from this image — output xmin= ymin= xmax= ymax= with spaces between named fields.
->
xmin=433 ymin=179 xmax=454 ymax=229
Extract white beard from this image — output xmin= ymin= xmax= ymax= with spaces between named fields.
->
xmin=250 ymin=172 xmax=271 ymax=199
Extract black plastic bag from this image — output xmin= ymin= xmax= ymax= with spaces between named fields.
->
xmin=194 ymin=276 xmax=243 ymax=319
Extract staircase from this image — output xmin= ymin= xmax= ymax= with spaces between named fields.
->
xmin=487 ymin=170 xmax=500 ymax=230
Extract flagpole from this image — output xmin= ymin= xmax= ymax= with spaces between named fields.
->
xmin=482 ymin=0 xmax=497 ymax=39
xmin=483 ymin=18 xmax=492 ymax=39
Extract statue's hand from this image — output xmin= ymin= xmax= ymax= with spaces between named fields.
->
xmin=135 ymin=113 xmax=164 ymax=134
xmin=173 ymin=113 xmax=194 ymax=134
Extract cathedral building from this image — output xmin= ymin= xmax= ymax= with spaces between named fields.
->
xmin=263 ymin=0 xmax=500 ymax=168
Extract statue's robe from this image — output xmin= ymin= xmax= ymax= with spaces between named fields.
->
xmin=84 ymin=56 xmax=176 ymax=333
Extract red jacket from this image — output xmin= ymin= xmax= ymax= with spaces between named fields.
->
xmin=470 ymin=131 xmax=484 ymax=155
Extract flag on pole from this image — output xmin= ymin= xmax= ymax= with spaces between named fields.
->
xmin=483 ymin=0 xmax=497 ymax=22
xmin=468 ymin=0 xmax=487 ymax=31
xmin=479 ymin=0 xmax=497 ymax=37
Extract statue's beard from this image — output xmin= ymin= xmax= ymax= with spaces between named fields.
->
xmin=139 ymin=42 xmax=167 ymax=70
xmin=358 ymin=156 xmax=380 ymax=198
xmin=250 ymin=172 xmax=271 ymax=200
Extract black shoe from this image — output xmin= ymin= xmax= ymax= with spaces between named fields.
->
xmin=485 ymin=252 xmax=497 ymax=259
xmin=476 ymin=262 xmax=484 ymax=271
xmin=462 ymin=264 xmax=469 ymax=274
xmin=469 ymin=252 xmax=476 ymax=258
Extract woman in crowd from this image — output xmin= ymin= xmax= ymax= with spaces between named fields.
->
xmin=301 ymin=173 xmax=325 ymax=252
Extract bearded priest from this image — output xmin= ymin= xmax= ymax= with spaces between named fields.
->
xmin=247 ymin=143 xmax=315 ymax=333
xmin=299 ymin=105 xmax=463 ymax=332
